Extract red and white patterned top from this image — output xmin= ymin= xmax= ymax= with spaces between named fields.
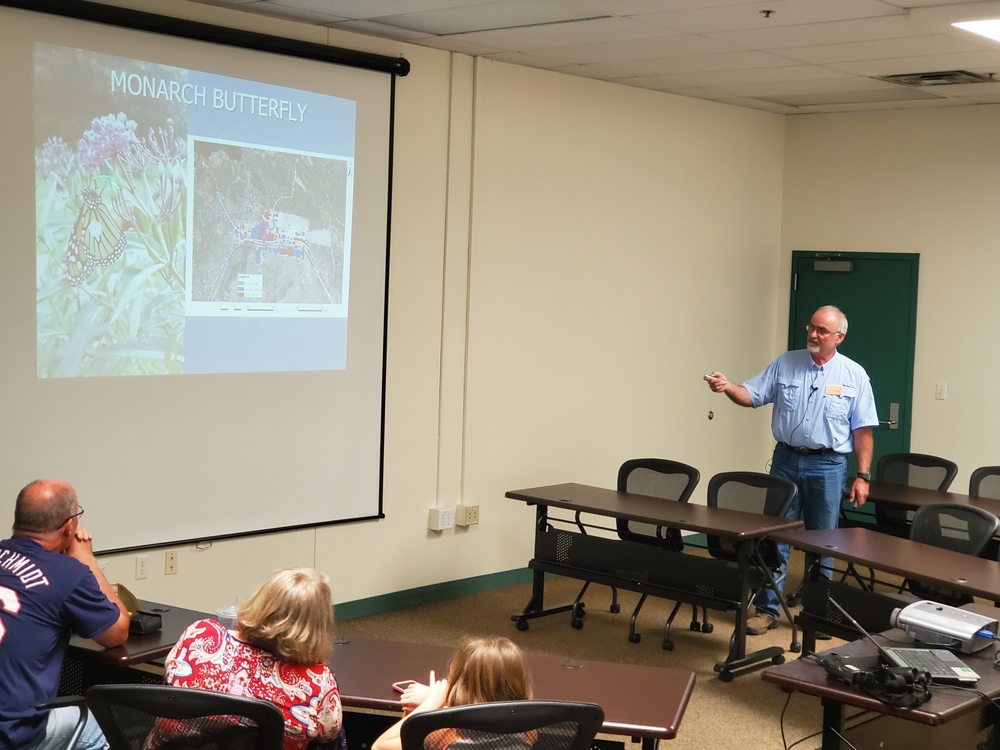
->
xmin=165 ymin=618 xmax=342 ymax=750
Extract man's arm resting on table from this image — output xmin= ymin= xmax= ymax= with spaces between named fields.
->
xmin=68 ymin=530 xmax=130 ymax=647
xmin=848 ymin=427 xmax=874 ymax=507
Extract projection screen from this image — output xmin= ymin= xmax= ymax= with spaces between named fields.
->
xmin=0 ymin=1 xmax=405 ymax=551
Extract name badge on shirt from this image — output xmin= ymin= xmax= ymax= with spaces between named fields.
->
xmin=826 ymin=384 xmax=843 ymax=397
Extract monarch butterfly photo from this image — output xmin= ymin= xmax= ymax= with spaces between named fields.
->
xmin=65 ymin=180 xmax=127 ymax=286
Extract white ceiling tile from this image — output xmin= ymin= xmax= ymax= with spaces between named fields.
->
xmin=831 ymin=48 xmax=1000 ymax=75
xmin=648 ymin=65 xmax=854 ymax=90
xmin=633 ymin=0 xmax=903 ymax=35
xmin=239 ymin=1 xmax=348 ymax=23
xmin=267 ymin=0 xmax=498 ymax=19
xmin=325 ymin=20 xmax=436 ymax=41
xmin=774 ymin=34 xmax=992 ymax=65
xmin=371 ymin=0 xmax=600 ymax=36
xmin=600 ymin=51 xmax=800 ymax=78
xmin=529 ymin=33 xmax=742 ymax=64
xmin=440 ymin=16 xmax=666 ymax=51
xmin=707 ymin=15 xmax=932 ymax=51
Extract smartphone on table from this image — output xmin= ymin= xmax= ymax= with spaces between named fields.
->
xmin=392 ymin=679 xmax=418 ymax=694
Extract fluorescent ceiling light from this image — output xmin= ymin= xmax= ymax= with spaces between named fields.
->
xmin=953 ymin=19 xmax=1000 ymax=42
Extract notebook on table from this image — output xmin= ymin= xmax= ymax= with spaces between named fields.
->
xmin=829 ymin=597 xmax=979 ymax=685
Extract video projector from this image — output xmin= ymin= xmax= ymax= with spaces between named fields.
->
xmin=890 ymin=600 xmax=998 ymax=654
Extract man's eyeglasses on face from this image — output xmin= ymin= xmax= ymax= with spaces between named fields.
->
xmin=61 ymin=505 xmax=84 ymax=527
xmin=805 ymin=324 xmax=839 ymax=337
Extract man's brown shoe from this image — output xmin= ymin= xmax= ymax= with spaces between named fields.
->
xmin=746 ymin=611 xmax=779 ymax=635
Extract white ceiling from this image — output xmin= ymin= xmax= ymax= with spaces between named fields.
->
xmin=188 ymin=0 xmax=1000 ymax=113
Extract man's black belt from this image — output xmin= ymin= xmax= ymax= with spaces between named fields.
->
xmin=777 ymin=441 xmax=834 ymax=456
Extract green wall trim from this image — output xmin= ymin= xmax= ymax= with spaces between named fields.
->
xmin=336 ymin=568 xmax=533 ymax=622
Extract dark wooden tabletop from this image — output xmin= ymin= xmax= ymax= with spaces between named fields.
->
xmin=507 ymin=482 xmax=803 ymax=540
xmin=762 ymin=604 xmax=1000 ymax=727
xmin=330 ymin=636 xmax=696 ymax=741
xmin=772 ymin=526 xmax=1000 ymax=600
xmin=68 ymin=600 xmax=209 ymax=667
xmin=868 ymin=481 xmax=1000 ymax=517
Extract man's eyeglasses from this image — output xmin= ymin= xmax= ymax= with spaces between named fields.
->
xmin=61 ymin=505 xmax=84 ymax=527
xmin=805 ymin=324 xmax=840 ymax=337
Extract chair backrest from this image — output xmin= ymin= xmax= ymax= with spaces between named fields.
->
xmin=399 ymin=701 xmax=605 ymax=750
xmin=905 ymin=503 xmax=1000 ymax=605
xmin=705 ymin=471 xmax=798 ymax=561
xmin=970 ymin=466 xmax=1000 ymax=499
xmin=615 ymin=458 xmax=700 ymax=550
xmin=874 ymin=453 xmax=959 ymax=532
xmin=909 ymin=503 xmax=1000 ymax=557
xmin=86 ymin=684 xmax=286 ymax=750
xmin=876 ymin=453 xmax=958 ymax=491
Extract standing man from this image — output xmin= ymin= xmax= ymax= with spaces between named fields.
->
xmin=0 ymin=479 xmax=129 ymax=749
xmin=705 ymin=305 xmax=878 ymax=635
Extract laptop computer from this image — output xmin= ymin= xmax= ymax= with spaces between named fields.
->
xmin=828 ymin=597 xmax=979 ymax=685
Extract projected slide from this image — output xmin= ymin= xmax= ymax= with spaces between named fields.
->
xmin=34 ymin=44 xmax=356 ymax=377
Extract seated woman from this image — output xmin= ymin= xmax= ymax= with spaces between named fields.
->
xmin=373 ymin=635 xmax=533 ymax=750
xmin=164 ymin=567 xmax=343 ymax=750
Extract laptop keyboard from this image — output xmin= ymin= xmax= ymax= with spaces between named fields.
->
xmin=890 ymin=649 xmax=954 ymax=676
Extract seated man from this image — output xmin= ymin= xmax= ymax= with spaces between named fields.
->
xmin=0 ymin=479 xmax=129 ymax=749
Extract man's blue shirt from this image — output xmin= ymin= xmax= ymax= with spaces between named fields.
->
xmin=742 ymin=349 xmax=879 ymax=453
xmin=0 ymin=536 xmax=121 ymax=748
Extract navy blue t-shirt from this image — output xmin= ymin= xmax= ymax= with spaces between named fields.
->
xmin=0 ymin=536 xmax=121 ymax=748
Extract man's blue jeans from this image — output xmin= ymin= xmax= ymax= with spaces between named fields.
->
xmin=753 ymin=444 xmax=848 ymax=619
xmin=29 ymin=705 xmax=108 ymax=750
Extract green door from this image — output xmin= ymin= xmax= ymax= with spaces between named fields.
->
xmin=788 ymin=251 xmax=919 ymax=520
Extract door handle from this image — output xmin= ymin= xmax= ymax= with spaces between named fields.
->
xmin=879 ymin=402 xmax=899 ymax=430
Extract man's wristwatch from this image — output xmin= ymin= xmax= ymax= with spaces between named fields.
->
xmin=856 ymin=472 xmax=871 ymax=482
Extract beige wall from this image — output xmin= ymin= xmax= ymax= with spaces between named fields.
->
xmin=782 ymin=106 xmax=1000 ymax=493
xmin=40 ymin=0 xmax=788 ymax=612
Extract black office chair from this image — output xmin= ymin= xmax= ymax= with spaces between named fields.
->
xmin=399 ymin=701 xmax=604 ymax=750
xmin=970 ymin=466 xmax=1000 ymax=499
xmin=901 ymin=503 xmax=1000 ymax=606
xmin=874 ymin=453 xmax=958 ymax=538
xmin=568 ymin=458 xmax=699 ymax=637
xmin=86 ymin=684 xmax=286 ymax=750
xmin=704 ymin=471 xmax=799 ymax=651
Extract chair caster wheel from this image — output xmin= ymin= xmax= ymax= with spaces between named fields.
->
xmin=516 ymin=620 xmax=529 ymax=631
xmin=662 ymin=640 xmax=674 ymax=651
xmin=772 ymin=655 xmax=786 ymax=665
xmin=690 ymin=621 xmax=701 ymax=632
xmin=790 ymin=642 xmax=801 ymax=653
xmin=571 ymin=619 xmax=583 ymax=630
xmin=628 ymin=633 xmax=641 ymax=644
xmin=786 ymin=595 xmax=800 ymax=608
xmin=718 ymin=670 xmax=734 ymax=682
xmin=610 ymin=603 xmax=621 ymax=614
xmin=702 ymin=623 xmax=714 ymax=634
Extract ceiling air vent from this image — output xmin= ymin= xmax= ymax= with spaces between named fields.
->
xmin=877 ymin=70 xmax=994 ymax=86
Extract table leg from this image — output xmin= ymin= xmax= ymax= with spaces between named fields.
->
xmin=820 ymin=697 xmax=846 ymax=750
xmin=714 ymin=539 xmax=786 ymax=680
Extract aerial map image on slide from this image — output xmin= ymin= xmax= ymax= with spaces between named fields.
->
xmin=190 ymin=141 xmax=350 ymax=307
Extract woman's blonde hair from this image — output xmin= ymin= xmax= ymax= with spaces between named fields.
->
xmin=445 ymin=636 xmax=533 ymax=707
xmin=237 ymin=567 xmax=334 ymax=665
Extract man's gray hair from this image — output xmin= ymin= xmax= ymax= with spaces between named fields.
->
xmin=817 ymin=305 xmax=848 ymax=335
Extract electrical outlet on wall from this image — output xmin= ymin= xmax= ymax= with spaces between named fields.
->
xmin=456 ymin=504 xmax=480 ymax=526
xmin=165 ymin=550 xmax=178 ymax=575
xmin=135 ymin=554 xmax=148 ymax=580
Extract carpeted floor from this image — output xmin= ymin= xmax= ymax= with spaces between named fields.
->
xmin=335 ymin=550 xmax=848 ymax=750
